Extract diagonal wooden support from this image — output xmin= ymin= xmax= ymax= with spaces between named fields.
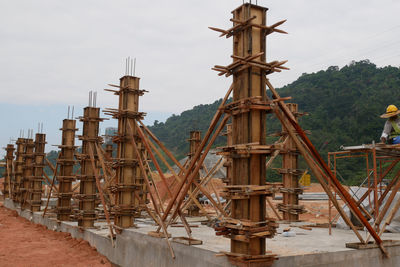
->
xmin=138 ymin=120 xmax=184 ymax=170
xmin=266 ymin=79 xmax=386 ymax=255
xmin=138 ymin=127 xmax=182 ymax=197
xmin=145 ymin=136 xmax=212 ymax=219
xmin=273 ymin=106 xmax=365 ymax=243
xmin=127 ymin=123 xmax=165 ymax=212
xmin=136 ymin=120 xmax=225 ymax=220
xmin=43 ymin=172 xmax=58 ymax=193
xmin=96 ymin=145 xmax=115 ymax=178
xmin=366 ymin=168 xmax=400 ymax=242
xmin=193 ymin=180 xmax=227 ymax=217
xmin=177 ymin=210 xmax=192 ymax=239
xmin=162 ymin=115 xmax=230 ymax=231
xmin=180 ymin=158 xmax=225 ymax=221
xmin=95 ymin=145 xmax=116 ymax=189
xmin=361 ymin=167 xmax=400 ymax=220
xmin=158 ymin=84 xmax=233 ymax=227
xmin=377 ymin=194 xmax=400 ymax=238
xmin=95 ymin=143 xmax=115 ymax=206
xmin=135 ymin=123 xmax=173 ymax=199
xmin=378 ymin=167 xmax=400 ymax=206
xmin=127 ymin=121 xmax=175 ymax=259
xmin=266 ymin=197 xmax=282 ymax=221
xmin=266 ymin=136 xmax=287 ymax=169
xmin=142 ymin=157 xmax=165 ymax=214
xmin=43 ymin=154 xmax=61 ymax=217
xmin=88 ymin=143 xmax=115 ymax=247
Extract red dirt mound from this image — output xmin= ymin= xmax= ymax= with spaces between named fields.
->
xmin=0 ymin=203 xmax=112 ymax=267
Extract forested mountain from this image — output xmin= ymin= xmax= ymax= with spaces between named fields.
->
xmin=148 ymin=60 xmax=400 ymax=184
xmin=2 ymin=60 xmax=398 ymax=184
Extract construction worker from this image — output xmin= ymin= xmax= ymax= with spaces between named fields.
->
xmin=380 ymin=104 xmax=400 ymax=144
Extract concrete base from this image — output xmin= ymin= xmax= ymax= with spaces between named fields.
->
xmin=4 ymin=198 xmax=400 ymax=267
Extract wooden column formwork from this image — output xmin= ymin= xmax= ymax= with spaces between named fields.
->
xmin=187 ymin=130 xmax=201 ymax=216
xmin=278 ymin=103 xmax=305 ymax=221
xmin=222 ymin=124 xmax=233 ymax=185
xmin=13 ymin=138 xmax=26 ymax=203
xmin=57 ymin=119 xmax=78 ymax=221
xmin=21 ymin=138 xmax=34 ymax=209
xmin=77 ymin=107 xmax=103 ymax=228
xmin=212 ymin=4 xmax=282 ymax=266
xmin=3 ymin=144 xmax=15 ymax=199
xmin=230 ymin=3 xmax=267 ymax=258
xmin=27 ymin=133 xmax=46 ymax=212
xmin=105 ymin=75 xmax=147 ymax=229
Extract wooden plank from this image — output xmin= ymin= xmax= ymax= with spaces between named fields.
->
xmin=346 ymin=240 xmax=400 ymax=250
xmin=172 ymin=237 xmax=203 ymax=246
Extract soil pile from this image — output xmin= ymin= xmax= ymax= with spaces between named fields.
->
xmin=0 ymin=203 xmax=112 ymax=267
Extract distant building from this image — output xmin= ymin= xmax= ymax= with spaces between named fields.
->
xmin=104 ymin=127 xmax=118 ymax=144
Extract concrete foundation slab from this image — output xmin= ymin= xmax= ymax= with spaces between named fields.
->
xmin=4 ymin=198 xmax=400 ymax=267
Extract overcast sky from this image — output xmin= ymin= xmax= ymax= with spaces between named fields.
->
xmin=1 ymin=0 xmax=400 ymax=155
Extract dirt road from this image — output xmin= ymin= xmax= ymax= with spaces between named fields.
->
xmin=0 ymin=203 xmax=112 ymax=267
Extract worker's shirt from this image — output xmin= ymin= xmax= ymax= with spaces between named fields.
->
xmin=381 ymin=117 xmax=400 ymax=139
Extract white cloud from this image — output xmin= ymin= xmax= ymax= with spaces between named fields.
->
xmin=0 ymin=0 xmax=400 ymax=116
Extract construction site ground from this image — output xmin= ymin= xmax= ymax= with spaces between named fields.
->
xmin=0 ymin=202 xmax=112 ymax=267
xmin=2 ymin=181 xmax=400 ymax=266
xmin=4 ymin=197 xmax=400 ymax=267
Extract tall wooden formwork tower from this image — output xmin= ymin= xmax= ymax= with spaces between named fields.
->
xmin=230 ymin=4 xmax=267 ymax=260
xmin=187 ymin=130 xmax=201 ymax=216
xmin=105 ymin=74 xmax=147 ymax=229
xmin=211 ymin=3 xmax=287 ymax=266
xmin=3 ymin=144 xmax=15 ymax=199
xmin=77 ymin=106 xmax=103 ymax=228
xmin=13 ymin=138 xmax=26 ymax=203
xmin=27 ymin=133 xmax=46 ymax=212
xmin=57 ymin=119 xmax=78 ymax=221
xmin=21 ymin=138 xmax=34 ymax=209
xmin=278 ymin=103 xmax=305 ymax=221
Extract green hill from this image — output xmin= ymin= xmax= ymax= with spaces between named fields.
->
xmin=148 ymin=60 xmax=400 ymax=184
xmin=2 ymin=60 xmax=397 ymax=185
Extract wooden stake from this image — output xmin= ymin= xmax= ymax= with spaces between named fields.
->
xmin=138 ymin=120 xmax=184 ymax=170
xmin=272 ymin=105 xmax=366 ymax=243
xmin=159 ymin=83 xmax=233 ymax=224
xmin=268 ymin=79 xmax=385 ymax=251
xmin=162 ymin=116 xmax=230 ymax=229
xmin=135 ymin=123 xmax=173 ymax=198
xmin=88 ymin=143 xmax=115 ymax=247
xmin=127 ymin=121 xmax=175 ymax=259
xmin=266 ymin=197 xmax=282 ymax=221
xmin=95 ymin=143 xmax=115 ymax=205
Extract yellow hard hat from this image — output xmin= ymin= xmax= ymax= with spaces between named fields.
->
xmin=381 ymin=105 xmax=400 ymax=118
